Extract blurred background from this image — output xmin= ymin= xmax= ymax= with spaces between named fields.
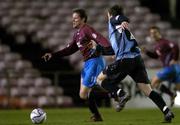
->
xmin=0 ymin=0 xmax=180 ymax=109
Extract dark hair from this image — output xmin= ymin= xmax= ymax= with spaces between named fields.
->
xmin=73 ymin=8 xmax=88 ymax=22
xmin=108 ymin=5 xmax=123 ymax=16
xmin=149 ymin=26 xmax=160 ymax=32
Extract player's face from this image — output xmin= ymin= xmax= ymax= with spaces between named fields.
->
xmin=72 ymin=12 xmax=84 ymax=28
xmin=149 ymin=29 xmax=161 ymax=41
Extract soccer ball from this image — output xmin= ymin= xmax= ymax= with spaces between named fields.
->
xmin=30 ymin=108 xmax=47 ymax=124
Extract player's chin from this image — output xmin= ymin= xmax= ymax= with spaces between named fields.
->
xmin=72 ymin=23 xmax=76 ymax=28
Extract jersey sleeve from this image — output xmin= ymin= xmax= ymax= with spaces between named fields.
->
xmin=84 ymin=26 xmax=111 ymax=47
xmin=110 ymin=15 xmax=129 ymax=26
xmin=96 ymin=45 xmax=115 ymax=55
xmin=52 ymin=38 xmax=78 ymax=58
xmin=169 ymin=42 xmax=179 ymax=61
xmin=145 ymin=50 xmax=159 ymax=59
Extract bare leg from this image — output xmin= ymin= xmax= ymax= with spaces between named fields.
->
xmin=79 ymin=78 xmax=91 ymax=100
xmin=97 ymin=72 xmax=130 ymax=112
xmin=151 ymin=76 xmax=162 ymax=89
xmin=137 ymin=83 xmax=174 ymax=122
xmin=80 ymin=78 xmax=102 ymax=122
xmin=137 ymin=83 xmax=152 ymax=96
xmin=175 ymin=84 xmax=180 ymax=90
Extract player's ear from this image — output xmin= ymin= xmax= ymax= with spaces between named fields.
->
xmin=82 ymin=18 xmax=86 ymax=23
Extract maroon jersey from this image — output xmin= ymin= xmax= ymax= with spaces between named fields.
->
xmin=146 ymin=38 xmax=179 ymax=66
xmin=53 ymin=24 xmax=110 ymax=61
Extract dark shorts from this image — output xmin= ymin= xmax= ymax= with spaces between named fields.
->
xmin=103 ymin=56 xmax=150 ymax=84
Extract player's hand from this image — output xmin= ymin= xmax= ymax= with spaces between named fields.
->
xmin=121 ymin=21 xmax=129 ymax=30
xmin=111 ymin=55 xmax=115 ymax=60
xmin=42 ymin=53 xmax=52 ymax=62
xmin=89 ymin=40 xmax=97 ymax=49
xmin=140 ymin=46 xmax=146 ymax=53
xmin=170 ymin=60 xmax=178 ymax=65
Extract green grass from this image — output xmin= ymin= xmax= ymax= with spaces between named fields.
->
xmin=0 ymin=108 xmax=179 ymax=125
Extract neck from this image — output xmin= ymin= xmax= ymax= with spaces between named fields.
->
xmin=79 ymin=23 xmax=85 ymax=28
xmin=157 ymin=36 xmax=162 ymax=41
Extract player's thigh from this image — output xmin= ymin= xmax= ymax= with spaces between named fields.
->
xmin=104 ymin=60 xmax=121 ymax=76
xmin=129 ymin=56 xmax=150 ymax=84
xmin=97 ymin=72 xmax=107 ymax=86
xmin=130 ymin=65 xmax=150 ymax=84
xmin=174 ymin=65 xmax=180 ymax=87
xmin=137 ymin=83 xmax=152 ymax=96
xmin=104 ymin=60 xmax=128 ymax=81
xmin=151 ymin=75 xmax=162 ymax=88
xmin=82 ymin=57 xmax=105 ymax=87
xmin=175 ymin=84 xmax=180 ymax=90
xmin=174 ymin=75 xmax=180 ymax=90
xmin=79 ymin=78 xmax=91 ymax=99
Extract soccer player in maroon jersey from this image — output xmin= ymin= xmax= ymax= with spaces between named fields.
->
xmin=42 ymin=8 xmax=128 ymax=121
xmin=144 ymin=26 xmax=180 ymax=106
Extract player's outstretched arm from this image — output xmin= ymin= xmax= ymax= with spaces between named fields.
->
xmin=41 ymin=53 xmax=52 ymax=62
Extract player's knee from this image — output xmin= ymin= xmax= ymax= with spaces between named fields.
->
xmin=175 ymin=84 xmax=180 ymax=90
xmin=79 ymin=92 xmax=88 ymax=100
xmin=151 ymin=76 xmax=161 ymax=88
xmin=98 ymin=72 xmax=106 ymax=81
xmin=138 ymin=83 xmax=152 ymax=96
xmin=151 ymin=82 xmax=158 ymax=89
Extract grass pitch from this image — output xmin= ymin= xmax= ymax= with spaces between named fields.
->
xmin=0 ymin=108 xmax=179 ymax=125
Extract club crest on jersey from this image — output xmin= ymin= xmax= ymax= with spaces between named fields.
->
xmin=77 ymin=41 xmax=82 ymax=48
xmin=156 ymin=50 xmax=161 ymax=56
xmin=169 ymin=43 xmax=174 ymax=48
xmin=92 ymin=33 xmax=97 ymax=39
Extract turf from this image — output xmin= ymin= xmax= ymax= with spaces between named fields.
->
xmin=0 ymin=108 xmax=179 ymax=125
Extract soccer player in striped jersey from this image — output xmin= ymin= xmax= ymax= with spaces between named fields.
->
xmin=144 ymin=26 xmax=180 ymax=106
xmin=97 ymin=5 xmax=174 ymax=123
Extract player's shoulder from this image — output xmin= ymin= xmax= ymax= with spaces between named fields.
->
xmin=159 ymin=38 xmax=171 ymax=44
xmin=81 ymin=24 xmax=96 ymax=34
xmin=110 ymin=15 xmax=129 ymax=27
xmin=82 ymin=24 xmax=94 ymax=30
xmin=159 ymin=38 xmax=177 ymax=48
